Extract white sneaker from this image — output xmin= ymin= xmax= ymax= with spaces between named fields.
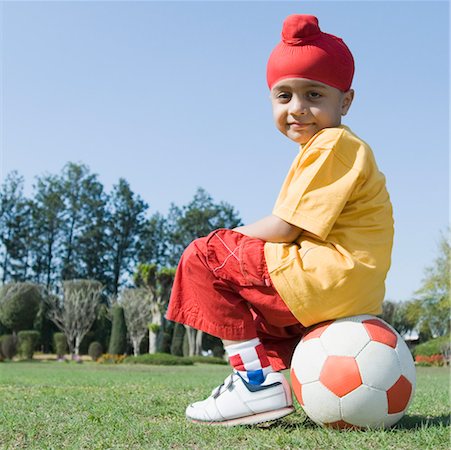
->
xmin=186 ymin=371 xmax=294 ymax=426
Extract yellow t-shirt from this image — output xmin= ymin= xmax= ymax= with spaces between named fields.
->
xmin=264 ymin=125 xmax=394 ymax=327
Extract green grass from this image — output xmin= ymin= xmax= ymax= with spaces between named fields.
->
xmin=0 ymin=362 xmax=449 ymax=449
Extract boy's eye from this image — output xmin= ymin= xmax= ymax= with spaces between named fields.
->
xmin=276 ymin=92 xmax=291 ymax=101
xmin=307 ymin=91 xmax=322 ymax=99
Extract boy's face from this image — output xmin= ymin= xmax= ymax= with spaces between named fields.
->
xmin=270 ymin=78 xmax=354 ymax=145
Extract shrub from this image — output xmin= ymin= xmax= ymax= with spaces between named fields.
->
xmin=186 ymin=355 xmax=227 ymax=365
xmin=97 ymin=353 xmax=126 ymax=364
xmin=53 ymin=332 xmax=68 ymax=359
xmin=0 ymin=283 xmax=42 ymax=333
xmin=18 ymin=330 xmax=40 ymax=359
xmin=413 ymin=335 xmax=450 ymax=357
xmin=0 ymin=334 xmax=17 ymax=359
xmin=88 ymin=341 xmax=103 ymax=361
xmin=108 ymin=305 xmax=127 ymax=355
xmin=124 ymin=353 xmax=194 ymax=366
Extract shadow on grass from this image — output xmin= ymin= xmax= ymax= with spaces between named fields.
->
xmin=255 ymin=414 xmax=450 ymax=431
xmin=394 ymin=414 xmax=450 ymax=429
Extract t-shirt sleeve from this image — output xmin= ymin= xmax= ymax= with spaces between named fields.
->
xmin=272 ymin=144 xmax=361 ymax=241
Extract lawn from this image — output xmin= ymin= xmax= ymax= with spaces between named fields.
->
xmin=0 ymin=362 xmax=449 ymax=449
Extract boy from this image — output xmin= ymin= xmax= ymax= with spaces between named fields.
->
xmin=166 ymin=14 xmax=394 ymax=426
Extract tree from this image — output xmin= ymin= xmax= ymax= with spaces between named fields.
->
xmin=108 ymin=304 xmax=127 ymax=354
xmin=0 ymin=172 xmax=33 ymax=282
xmin=414 ymin=230 xmax=450 ymax=338
xmin=59 ymin=163 xmax=109 ymax=282
xmin=0 ymin=282 xmax=43 ymax=335
xmin=166 ymin=187 xmax=242 ymax=266
xmin=45 ymin=279 xmax=103 ymax=356
xmin=106 ymin=179 xmax=148 ymax=295
xmin=120 ymin=288 xmax=152 ymax=356
xmin=138 ymin=212 xmax=169 ymax=268
xmin=29 ymin=174 xmax=65 ymax=288
xmin=134 ymin=264 xmax=175 ymax=354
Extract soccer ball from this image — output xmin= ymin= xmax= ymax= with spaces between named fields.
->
xmin=290 ymin=315 xmax=416 ymax=429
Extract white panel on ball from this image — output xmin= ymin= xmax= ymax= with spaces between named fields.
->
xmin=320 ymin=321 xmax=370 ymax=357
xmin=356 ymin=341 xmax=402 ymax=390
xmin=340 ymin=385 xmax=388 ymax=428
xmin=395 ymin=340 xmax=417 ymax=386
xmin=291 ymin=339 xmax=327 ymax=384
xmin=382 ymin=411 xmax=406 ymax=428
xmin=302 ymin=382 xmax=341 ymax=424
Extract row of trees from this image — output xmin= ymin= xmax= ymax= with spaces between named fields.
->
xmin=382 ymin=230 xmax=450 ymax=340
xmin=0 ymin=163 xmax=243 ymax=357
xmin=0 ymin=162 xmax=448 ymax=359
xmin=0 ymin=163 xmax=242 ymax=294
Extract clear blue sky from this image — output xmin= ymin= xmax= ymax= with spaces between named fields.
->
xmin=1 ymin=1 xmax=449 ymax=302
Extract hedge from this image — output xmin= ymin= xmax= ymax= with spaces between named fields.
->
xmin=413 ymin=335 xmax=450 ymax=357
xmin=124 ymin=353 xmax=194 ymax=366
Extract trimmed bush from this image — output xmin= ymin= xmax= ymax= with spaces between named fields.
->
xmin=186 ymin=355 xmax=227 ymax=365
xmin=108 ymin=305 xmax=127 ymax=355
xmin=88 ymin=341 xmax=103 ymax=361
xmin=0 ymin=283 xmax=42 ymax=333
xmin=18 ymin=330 xmax=40 ymax=359
xmin=413 ymin=335 xmax=450 ymax=357
xmin=124 ymin=353 xmax=194 ymax=366
xmin=0 ymin=334 xmax=17 ymax=360
xmin=53 ymin=333 xmax=68 ymax=359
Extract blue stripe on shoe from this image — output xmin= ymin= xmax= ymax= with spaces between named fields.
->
xmin=235 ymin=372 xmax=282 ymax=392
xmin=247 ymin=369 xmax=265 ymax=385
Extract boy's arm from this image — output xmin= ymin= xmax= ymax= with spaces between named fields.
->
xmin=233 ymin=215 xmax=302 ymax=243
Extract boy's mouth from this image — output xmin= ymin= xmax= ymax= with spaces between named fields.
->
xmin=289 ymin=122 xmax=313 ymax=129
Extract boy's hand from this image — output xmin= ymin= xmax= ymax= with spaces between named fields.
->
xmin=233 ymin=215 xmax=302 ymax=243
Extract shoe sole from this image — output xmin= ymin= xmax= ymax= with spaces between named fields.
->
xmin=188 ymin=406 xmax=295 ymax=426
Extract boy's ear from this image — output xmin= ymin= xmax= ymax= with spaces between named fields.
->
xmin=341 ymin=89 xmax=355 ymax=116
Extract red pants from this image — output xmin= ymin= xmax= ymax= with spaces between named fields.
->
xmin=166 ymin=229 xmax=306 ymax=370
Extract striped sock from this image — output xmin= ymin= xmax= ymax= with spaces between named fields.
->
xmin=225 ymin=338 xmax=274 ymax=385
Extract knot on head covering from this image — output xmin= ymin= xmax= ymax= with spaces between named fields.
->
xmin=267 ymin=14 xmax=355 ymax=91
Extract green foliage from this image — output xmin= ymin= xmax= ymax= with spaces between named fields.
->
xmin=148 ymin=323 xmax=160 ymax=334
xmin=17 ymin=330 xmax=40 ymax=359
xmin=0 ymin=171 xmax=32 ymax=281
xmin=186 ymin=355 xmax=227 ymax=365
xmin=30 ymin=173 xmax=66 ymax=288
xmin=166 ymin=187 xmax=242 ymax=265
xmin=0 ymin=282 xmax=42 ymax=333
xmin=0 ymin=334 xmax=17 ymax=359
xmin=108 ymin=305 xmax=127 ymax=355
xmin=88 ymin=341 xmax=103 ymax=361
xmin=123 ymin=353 xmax=194 ymax=365
xmin=53 ymin=332 xmax=68 ymax=358
xmin=413 ymin=335 xmax=450 ymax=357
xmin=414 ymin=230 xmax=450 ymax=338
xmin=107 ymin=178 xmax=148 ymax=295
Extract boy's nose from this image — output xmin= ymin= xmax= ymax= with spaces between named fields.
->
xmin=288 ymin=97 xmax=307 ymax=116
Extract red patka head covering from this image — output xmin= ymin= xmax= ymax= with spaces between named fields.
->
xmin=266 ymin=15 xmax=355 ymax=91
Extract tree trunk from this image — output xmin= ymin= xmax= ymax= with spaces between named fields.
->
xmin=184 ymin=326 xmax=196 ymax=356
xmin=195 ymin=330 xmax=203 ymax=355
xmin=148 ymin=332 xmax=157 ymax=354
xmin=132 ymin=338 xmax=140 ymax=356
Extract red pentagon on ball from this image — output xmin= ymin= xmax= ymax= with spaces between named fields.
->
xmin=320 ymin=355 xmax=362 ymax=397
xmin=363 ymin=319 xmax=397 ymax=348
xmin=303 ymin=320 xmax=334 ymax=341
xmin=324 ymin=420 xmax=362 ymax=430
xmin=290 ymin=368 xmax=304 ymax=405
xmin=387 ymin=375 xmax=412 ymax=413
